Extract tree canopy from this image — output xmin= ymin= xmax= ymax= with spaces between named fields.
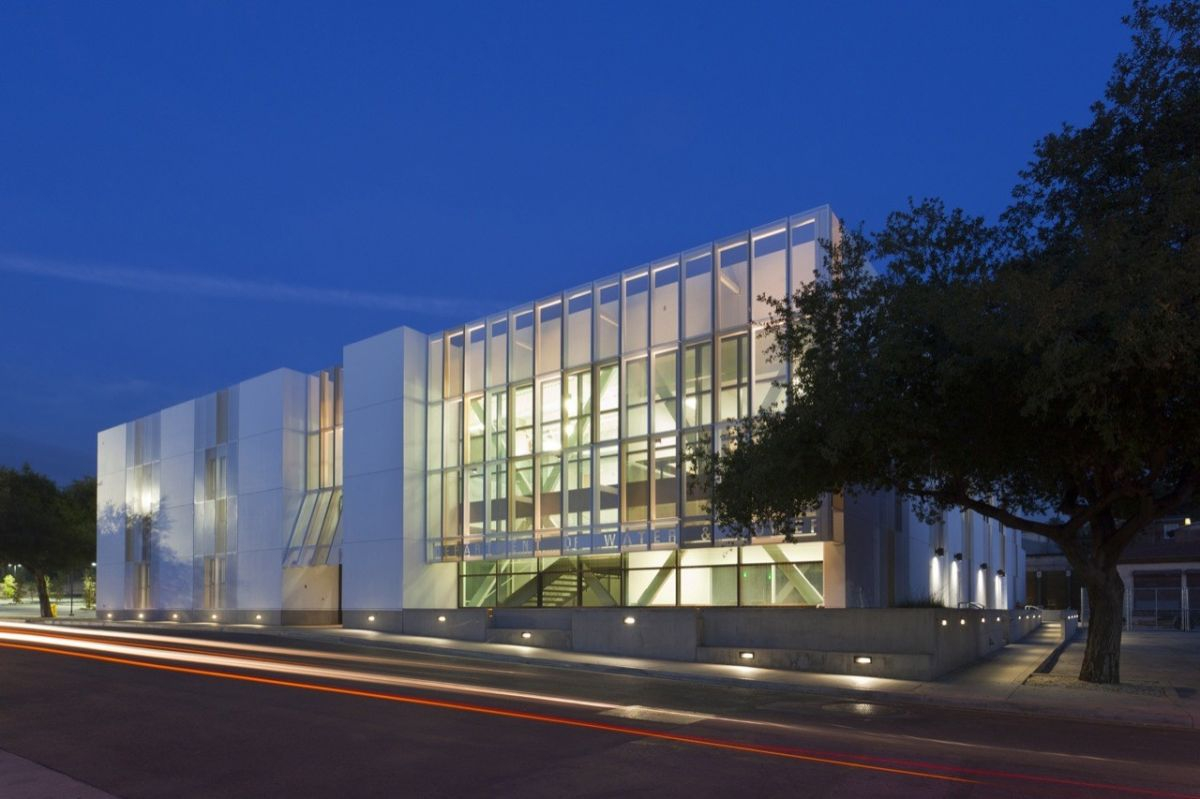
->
xmin=701 ymin=0 xmax=1199 ymax=684
xmin=0 ymin=465 xmax=96 ymax=616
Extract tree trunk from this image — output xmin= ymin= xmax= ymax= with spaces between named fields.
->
xmin=1078 ymin=567 xmax=1124 ymax=684
xmin=32 ymin=570 xmax=52 ymax=618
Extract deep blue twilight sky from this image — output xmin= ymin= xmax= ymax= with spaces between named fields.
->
xmin=1 ymin=1 xmax=1133 ymax=483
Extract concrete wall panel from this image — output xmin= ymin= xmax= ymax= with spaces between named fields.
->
xmin=238 ymin=369 xmax=285 ymax=439
xmin=236 ymin=548 xmax=283 ymax=609
xmin=160 ymin=400 xmax=195 ymax=460
xmin=237 ymin=488 xmax=285 ymax=554
xmin=238 ymin=430 xmax=284 ymax=497
xmin=152 ymin=503 xmax=194 ymax=608
xmin=97 ymin=425 xmax=126 ymax=479
xmin=342 ymin=467 xmax=403 ymax=547
xmin=159 ymin=453 xmax=193 ymax=512
xmin=343 ymin=398 xmax=405 ymax=478
xmin=341 ymin=537 xmax=403 ymax=610
xmin=95 ymin=562 xmax=123 ymax=611
xmin=96 ymin=471 xmax=126 ymax=567
xmin=282 ymin=565 xmax=340 ymax=611
xmin=343 ymin=326 xmax=411 ymax=412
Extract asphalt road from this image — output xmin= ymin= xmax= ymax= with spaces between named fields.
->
xmin=1 ymin=623 xmax=1197 ymax=798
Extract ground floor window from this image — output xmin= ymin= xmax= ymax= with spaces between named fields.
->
xmin=458 ymin=543 xmax=823 ymax=608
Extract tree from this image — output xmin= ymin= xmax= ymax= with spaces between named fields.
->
xmin=700 ymin=0 xmax=1199 ymax=684
xmin=0 ymin=466 xmax=97 ymax=617
xmin=83 ymin=572 xmax=96 ymax=610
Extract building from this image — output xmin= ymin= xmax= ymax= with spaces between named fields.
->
xmin=96 ymin=205 xmax=1027 ymax=653
xmin=1025 ymin=515 xmax=1200 ymax=630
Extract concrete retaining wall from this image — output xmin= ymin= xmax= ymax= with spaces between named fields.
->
xmin=571 ymin=608 xmax=701 ymax=661
xmin=334 ymin=606 xmax=1045 ymax=681
xmin=1041 ymin=608 xmax=1079 ymax=640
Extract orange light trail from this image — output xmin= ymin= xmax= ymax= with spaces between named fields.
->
xmin=0 ymin=639 xmax=971 ymax=786
xmin=5 ymin=628 xmax=1199 ymax=799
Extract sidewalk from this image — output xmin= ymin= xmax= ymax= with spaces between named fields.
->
xmin=0 ymin=601 xmax=95 ymax=620
xmin=39 ymin=618 xmax=1200 ymax=730
xmin=0 ymin=749 xmax=116 ymax=799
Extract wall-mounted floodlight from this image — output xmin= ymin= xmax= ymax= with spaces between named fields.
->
xmin=934 ymin=547 xmax=945 ymax=557
xmin=954 ymin=553 xmax=963 ymax=561
xmin=979 ymin=563 xmax=988 ymax=571
xmin=996 ymin=569 xmax=1006 ymax=577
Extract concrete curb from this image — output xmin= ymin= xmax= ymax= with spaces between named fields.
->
xmin=30 ymin=618 xmax=1198 ymax=731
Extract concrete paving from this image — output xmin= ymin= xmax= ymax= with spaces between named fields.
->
xmin=39 ymin=617 xmax=1200 ymax=729
xmin=0 ymin=749 xmax=118 ymax=799
xmin=0 ymin=600 xmax=94 ymax=620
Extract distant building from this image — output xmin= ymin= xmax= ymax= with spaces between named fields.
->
xmin=96 ymin=205 xmax=1027 ymax=628
xmin=1024 ymin=515 xmax=1199 ymax=630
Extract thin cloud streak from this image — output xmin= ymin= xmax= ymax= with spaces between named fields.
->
xmin=0 ymin=253 xmax=483 ymax=316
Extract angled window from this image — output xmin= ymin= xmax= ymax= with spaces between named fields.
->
xmin=445 ymin=331 xmax=465 ymax=397
xmin=623 ymin=272 xmax=649 ymax=353
xmin=487 ymin=317 xmax=508 ymax=387
xmin=511 ymin=310 xmax=534 ymax=381
xmin=751 ymin=225 xmax=787 ymax=321
xmin=536 ymin=300 xmax=562 ymax=375
xmin=595 ymin=281 xmax=620 ymax=360
xmin=717 ymin=238 xmax=749 ymax=330
xmin=466 ymin=325 xmax=486 ymax=394
xmin=651 ymin=261 xmax=680 ymax=345
xmin=791 ymin=218 xmax=817 ymax=289
xmin=566 ymin=291 xmax=592 ymax=367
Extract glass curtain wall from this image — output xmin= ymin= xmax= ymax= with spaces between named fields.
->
xmin=459 ymin=544 xmax=823 ymax=608
xmin=431 ymin=207 xmax=832 ymax=589
xmin=284 ymin=368 xmax=345 ymax=567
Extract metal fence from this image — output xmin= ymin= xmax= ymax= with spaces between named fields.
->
xmin=1082 ymin=584 xmax=1197 ymax=631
